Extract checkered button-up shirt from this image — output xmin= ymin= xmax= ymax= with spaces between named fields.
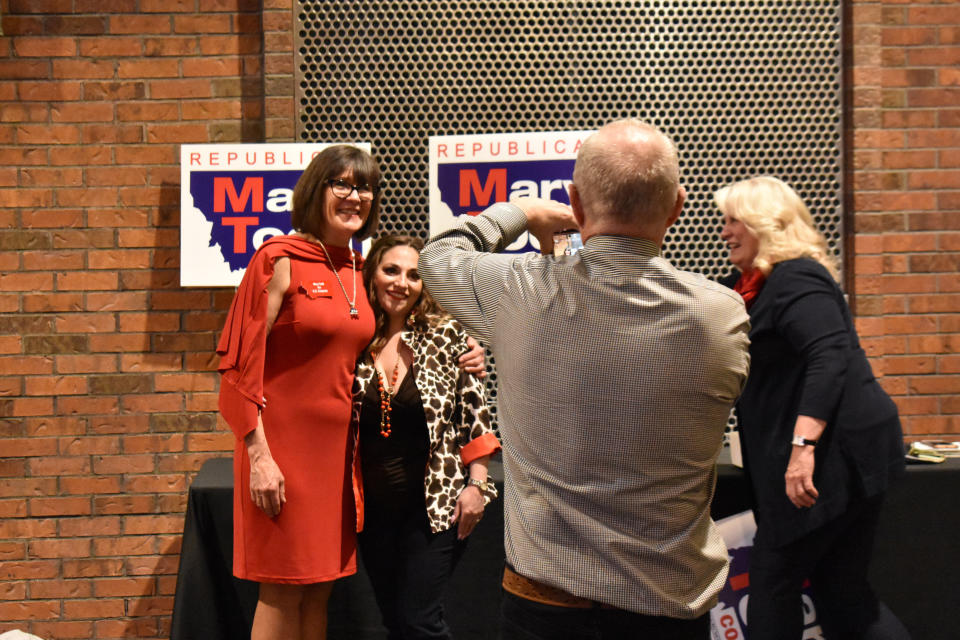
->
xmin=419 ymin=203 xmax=751 ymax=618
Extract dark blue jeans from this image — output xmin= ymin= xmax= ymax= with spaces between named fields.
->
xmin=500 ymin=590 xmax=710 ymax=640
xmin=748 ymin=493 xmax=911 ymax=640
xmin=358 ymin=507 xmax=466 ymax=640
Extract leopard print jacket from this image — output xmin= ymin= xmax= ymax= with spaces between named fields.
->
xmin=351 ymin=317 xmax=500 ymax=534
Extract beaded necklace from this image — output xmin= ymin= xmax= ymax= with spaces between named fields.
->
xmin=374 ymin=355 xmax=401 ymax=438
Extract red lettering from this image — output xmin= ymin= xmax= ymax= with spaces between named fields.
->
xmin=555 ymin=140 xmax=566 ymax=154
xmin=222 ymin=217 xmax=260 ymax=253
xmin=209 ymin=152 xmax=219 ymax=165
xmin=213 ymin=177 xmax=264 ymax=213
xmin=472 ymin=142 xmax=483 ymax=156
xmin=437 ymin=144 xmax=448 ymax=158
xmin=725 ymin=629 xmax=738 ymax=640
xmin=508 ymin=141 xmax=518 ymax=155
xmin=190 ymin=152 xmax=201 ymax=166
xmin=455 ymin=143 xmax=465 ymax=157
xmin=459 ymin=168 xmax=507 ymax=209
xmin=265 ymin=151 xmax=275 ymax=164
xmin=720 ymin=614 xmax=734 ymax=628
xmin=227 ymin=152 xmax=238 ymax=165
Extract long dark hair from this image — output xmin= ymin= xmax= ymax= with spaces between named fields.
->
xmin=291 ymin=144 xmax=381 ymax=241
xmin=362 ymin=234 xmax=442 ymax=357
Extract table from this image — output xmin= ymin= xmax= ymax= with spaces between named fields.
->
xmin=171 ymin=455 xmax=960 ymax=639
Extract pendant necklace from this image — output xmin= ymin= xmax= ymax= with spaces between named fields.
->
xmin=313 ymin=236 xmax=359 ymax=319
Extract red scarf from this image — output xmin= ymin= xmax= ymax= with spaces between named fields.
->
xmin=733 ymin=270 xmax=766 ymax=310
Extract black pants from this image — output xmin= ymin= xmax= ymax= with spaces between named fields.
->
xmin=499 ymin=591 xmax=710 ymax=640
xmin=748 ymin=493 xmax=911 ymax=640
xmin=358 ymin=507 xmax=466 ymax=640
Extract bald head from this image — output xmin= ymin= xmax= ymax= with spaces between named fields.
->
xmin=572 ymin=119 xmax=681 ymax=232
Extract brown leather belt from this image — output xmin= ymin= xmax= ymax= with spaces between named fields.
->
xmin=502 ymin=564 xmax=615 ymax=609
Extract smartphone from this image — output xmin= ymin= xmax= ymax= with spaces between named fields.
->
xmin=552 ymin=230 xmax=583 ymax=257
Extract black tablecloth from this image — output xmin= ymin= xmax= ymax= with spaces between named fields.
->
xmin=171 ymin=454 xmax=960 ymax=639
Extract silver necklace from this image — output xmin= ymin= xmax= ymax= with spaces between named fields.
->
xmin=313 ymin=237 xmax=359 ymax=319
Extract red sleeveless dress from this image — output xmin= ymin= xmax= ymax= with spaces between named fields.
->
xmin=218 ymin=236 xmax=373 ymax=583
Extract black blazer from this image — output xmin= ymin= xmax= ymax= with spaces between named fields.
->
xmin=721 ymin=258 xmax=904 ymax=547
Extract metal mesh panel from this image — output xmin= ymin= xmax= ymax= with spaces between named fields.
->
xmin=295 ymin=0 xmax=844 ymax=425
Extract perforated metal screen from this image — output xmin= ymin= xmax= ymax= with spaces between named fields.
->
xmin=295 ymin=0 xmax=844 ymax=424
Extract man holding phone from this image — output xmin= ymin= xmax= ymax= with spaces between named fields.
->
xmin=419 ymin=119 xmax=750 ymax=638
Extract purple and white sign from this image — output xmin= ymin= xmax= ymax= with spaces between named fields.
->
xmin=428 ymin=131 xmax=592 ymax=253
xmin=179 ymin=143 xmax=370 ymax=287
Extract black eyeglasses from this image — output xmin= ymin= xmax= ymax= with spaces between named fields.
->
xmin=325 ymin=179 xmax=378 ymax=202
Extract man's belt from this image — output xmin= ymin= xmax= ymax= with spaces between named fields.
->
xmin=501 ymin=564 xmax=615 ymax=609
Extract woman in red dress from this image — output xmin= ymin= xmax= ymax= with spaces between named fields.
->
xmin=217 ymin=145 xmax=381 ymax=639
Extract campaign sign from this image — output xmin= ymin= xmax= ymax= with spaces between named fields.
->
xmin=428 ymin=131 xmax=593 ymax=253
xmin=710 ymin=511 xmax=825 ymax=640
xmin=180 ymin=143 xmax=370 ymax=287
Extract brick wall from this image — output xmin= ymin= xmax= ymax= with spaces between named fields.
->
xmin=0 ymin=0 xmax=957 ymax=637
xmin=849 ymin=0 xmax=960 ymax=436
xmin=0 ymin=0 xmax=293 ymax=637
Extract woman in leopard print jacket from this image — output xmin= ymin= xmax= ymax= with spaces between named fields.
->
xmin=352 ymin=234 xmax=501 ymax=639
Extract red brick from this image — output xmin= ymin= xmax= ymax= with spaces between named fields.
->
xmin=116 ymin=101 xmax=180 ymax=122
xmin=78 ymin=37 xmax=142 ymax=57
xmin=146 ymin=123 xmax=210 ymax=143
xmin=93 ymin=535 xmax=154 ymax=557
xmin=143 ymin=36 xmax=198 ymax=57
xmin=56 ymin=271 xmax=118 ymax=290
xmin=55 ymin=354 xmax=118 ymax=374
xmin=122 ymin=393 xmax=184 ymax=413
xmin=57 ymin=395 xmax=119 ymax=415
xmin=0 ymin=560 xmax=59 ymax=580
xmin=50 ymin=102 xmax=114 ymax=122
xmin=12 ymin=36 xmax=75 ymax=57
xmin=29 ymin=456 xmax=91 ymax=476
xmin=49 ymin=146 xmax=112 ymax=166
xmin=3 ymin=437 xmax=58 ymax=457
xmin=92 ymin=454 xmax=155 ymax=475
xmin=187 ymin=432 xmax=234 ymax=451
xmin=908 ymin=376 xmax=960 ymax=395
xmin=24 ymin=376 xmax=87 ymax=396
xmin=0 ymin=600 xmax=60 ymax=621
xmin=149 ymin=79 xmax=214 ymax=99
xmin=59 ymin=435 xmax=122 ymax=456
xmin=94 ymin=495 xmax=156 ymax=514
xmin=125 ymin=555 xmax=179 ymax=576
xmin=908 ymin=6 xmax=960 ymax=25
xmin=909 ymin=171 xmax=960 ymax=189
xmin=26 ymin=416 xmax=86 ymax=437
xmin=17 ymin=124 xmax=81 ymax=144
xmin=29 ymin=621 xmax=94 ymax=640
xmin=174 ymin=14 xmax=232 ymax=34
xmin=63 ymin=598 xmax=126 ymax=619
xmin=94 ymin=577 xmax=156 ymax=597
xmin=124 ymin=474 xmax=187 ymax=494
xmin=117 ymin=59 xmax=181 ymax=79
xmin=80 ymin=123 xmax=143 ymax=144
xmin=52 ymin=59 xmax=116 ymax=80
xmin=28 ymin=537 xmax=91 ymax=558
xmin=59 ymin=476 xmax=122 ymax=495
xmin=108 ymin=14 xmax=171 ymax=35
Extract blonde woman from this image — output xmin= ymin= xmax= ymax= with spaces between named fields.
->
xmin=715 ymin=176 xmax=910 ymax=639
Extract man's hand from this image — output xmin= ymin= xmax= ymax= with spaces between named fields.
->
xmin=511 ymin=197 xmax=577 ymax=255
xmin=457 ymin=336 xmax=487 ymax=378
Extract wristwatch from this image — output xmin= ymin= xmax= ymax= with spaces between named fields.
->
xmin=466 ymin=478 xmax=490 ymax=493
xmin=791 ymin=435 xmax=818 ymax=447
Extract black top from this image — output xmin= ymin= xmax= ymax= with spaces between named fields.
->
xmin=722 ymin=258 xmax=904 ymax=547
xmin=358 ymin=370 xmax=430 ymax=523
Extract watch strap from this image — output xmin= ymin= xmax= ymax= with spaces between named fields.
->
xmin=791 ymin=435 xmax=818 ymax=447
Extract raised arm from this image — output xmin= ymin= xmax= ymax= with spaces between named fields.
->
xmin=418 ymin=199 xmax=576 ymax=343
